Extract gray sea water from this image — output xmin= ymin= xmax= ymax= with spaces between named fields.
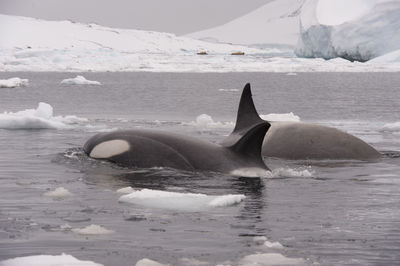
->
xmin=0 ymin=72 xmax=400 ymax=266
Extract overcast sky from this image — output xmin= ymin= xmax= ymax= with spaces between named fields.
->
xmin=0 ymin=0 xmax=271 ymax=35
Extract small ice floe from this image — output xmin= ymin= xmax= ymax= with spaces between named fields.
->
xmin=0 ymin=77 xmax=29 ymax=88
xmin=43 ymin=187 xmax=72 ymax=199
xmin=238 ymin=253 xmax=305 ymax=266
xmin=253 ymin=236 xmax=284 ymax=249
xmin=119 ymin=189 xmax=245 ymax=211
xmin=382 ymin=122 xmax=400 ymax=133
xmin=71 ymin=224 xmax=114 ymax=235
xmin=135 ymin=258 xmax=169 ymax=266
xmin=266 ymin=167 xmax=314 ymax=179
xmin=260 ymin=112 xmax=301 ymax=122
xmin=286 ymin=72 xmax=297 ymax=76
xmin=0 ymin=102 xmax=88 ymax=129
xmin=116 ymin=186 xmax=135 ymax=194
xmin=0 ymin=253 xmax=104 ymax=266
xmin=186 ymin=114 xmax=234 ymax=130
xmin=60 ymin=75 xmax=101 ymax=85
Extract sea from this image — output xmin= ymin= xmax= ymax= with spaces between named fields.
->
xmin=0 ymin=72 xmax=399 ymax=266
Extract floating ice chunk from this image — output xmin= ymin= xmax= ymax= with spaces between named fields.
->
xmin=260 ymin=113 xmax=301 ymax=122
xmin=253 ymin=236 xmax=284 ymax=249
xmin=43 ymin=187 xmax=72 ymax=199
xmin=0 ymin=77 xmax=29 ymax=88
xmin=285 ymin=72 xmax=297 ymax=76
xmin=135 ymin=258 xmax=169 ymax=266
xmin=71 ymin=224 xmax=114 ymax=235
xmin=61 ymin=75 xmax=101 ymax=85
xmin=119 ymin=189 xmax=245 ymax=211
xmin=208 ymin=194 xmax=246 ymax=207
xmin=253 ymin=236 xmax=268 ymax=245
xmin=0 ymin=253 xmax=104 ymax=266
xmin=0 ymin=102 xmax=89 ymax=129
xmin=116 ymin=186 xmax=135 ymax=194
xmin=238 ymin=253 xmax=305 ymax=266
xmin=264 ymin=241 xmax=284 ymax=249
xmin=186 ymin=114 xmax=234 ymax=130
xmin=382 ymin=122 xmax=400 ymax=132
xmin=266 ymin=167 xmax=314 ymax=178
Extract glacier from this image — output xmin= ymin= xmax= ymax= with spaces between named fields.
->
xmin=296 ymin=0 xmax=400 ymax=61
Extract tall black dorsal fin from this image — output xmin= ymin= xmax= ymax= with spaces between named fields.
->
xmin=221 ymin=83 xmax=270 ymax=161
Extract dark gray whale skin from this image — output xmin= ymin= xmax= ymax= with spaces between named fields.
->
xmin=84 ymin=84 xmax=270 ymax=175
xmin=262 ymin=121 xmax=381 ymax=160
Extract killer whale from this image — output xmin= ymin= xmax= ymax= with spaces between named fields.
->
xmin=262 ymin=121 xmax=381 ymax=160
xmin=84 ymin=84 xmax=270 ymax=176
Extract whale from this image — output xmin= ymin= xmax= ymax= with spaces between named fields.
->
xmin=262 ymin=121 xmax=381 ymax=160
xmin=84 ymin=84 xmax=271 ymax=176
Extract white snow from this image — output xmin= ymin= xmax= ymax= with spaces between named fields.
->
xmin=296 ymin=0 xmax=400 ymax=61
xmin=1 ymin=14 xmax=400 ymax=72
xmin=43 ymin=187 xmax=72 ymax=199
xmin=187 ymin=0 xmax=305 ymax=46
xmin=60 ymin=75 xmax=101 ymax=85
xmin=0 ymin=77 xmax=29 ymax=88
xmin=0 ymin=103 xmax=88 ymax=129
xmin=261 ymin=113 xmax=301 ymax=122
xmin=0 ymin=253 xmax=104 ymax=266
xmin=71 ymin=224 xmax=114 ymax=235
xmin=238 ymin=253 xmax=305 ymax=266
xmin=118 ymin=189 xmax=245 ymax=211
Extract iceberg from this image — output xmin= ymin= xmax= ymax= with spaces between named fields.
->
xmin=296 ymin=0 xmax=400 ymax=61
xmin=0 ymin=77 xmax=29 ymax=88
xmin=60 ymin=75 xmax=101 ymax=85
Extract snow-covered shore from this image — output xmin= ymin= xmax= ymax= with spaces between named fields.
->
xmin=1 ymin=6 xmax=400 ymax=72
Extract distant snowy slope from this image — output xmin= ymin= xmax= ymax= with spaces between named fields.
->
xmin=296 ymin=0 xmax=400 ymax=61
xmin=187 ymin=0 xmax=305 ymax=46
xmin=0 ymin=14 xmax=255 ymax=54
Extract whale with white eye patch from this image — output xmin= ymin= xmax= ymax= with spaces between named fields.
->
xmin=84 ymin=84 xmax=271 ymax=177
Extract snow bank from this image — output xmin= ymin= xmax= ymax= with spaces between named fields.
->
xmin=296 ymin=0 xmax=400 ymax=61
xmin=185 ymin=114 xmax=234 ymax=130
xmin=0 ymin=253 xmax=103 ymax=266
xmin=261 ymin=113 xmax=301 ymax=122
xmin=0 ymin=102 xmax=88 ymax=129
xmin=118 ymin=189 xmax=245 ymax=211
xmin=238 ymin=253 xmax=305 ymax=266
xmin=1 ymin=14 xmax=400 ymax=72
xmin=0 ymin=77 xmax=28 ymax=88
xmin=187 ymin=0 xmax=305 ymax=46
xmin=43 ymin=187 xmax=72 ymax=199
xmin=71 ymin=224 xmax=114 ymax=235
xmin=61 ymin=75 xmax=101 ymax=85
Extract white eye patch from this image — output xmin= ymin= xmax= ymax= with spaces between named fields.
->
xmin=90 ymin=139 xmax=130 ymax=159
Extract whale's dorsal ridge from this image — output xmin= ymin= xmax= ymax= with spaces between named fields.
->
xmin=233 ymin=83 xmax=265 ymax=132
xmin=221 ymin=83 xmax=270 ymax=162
